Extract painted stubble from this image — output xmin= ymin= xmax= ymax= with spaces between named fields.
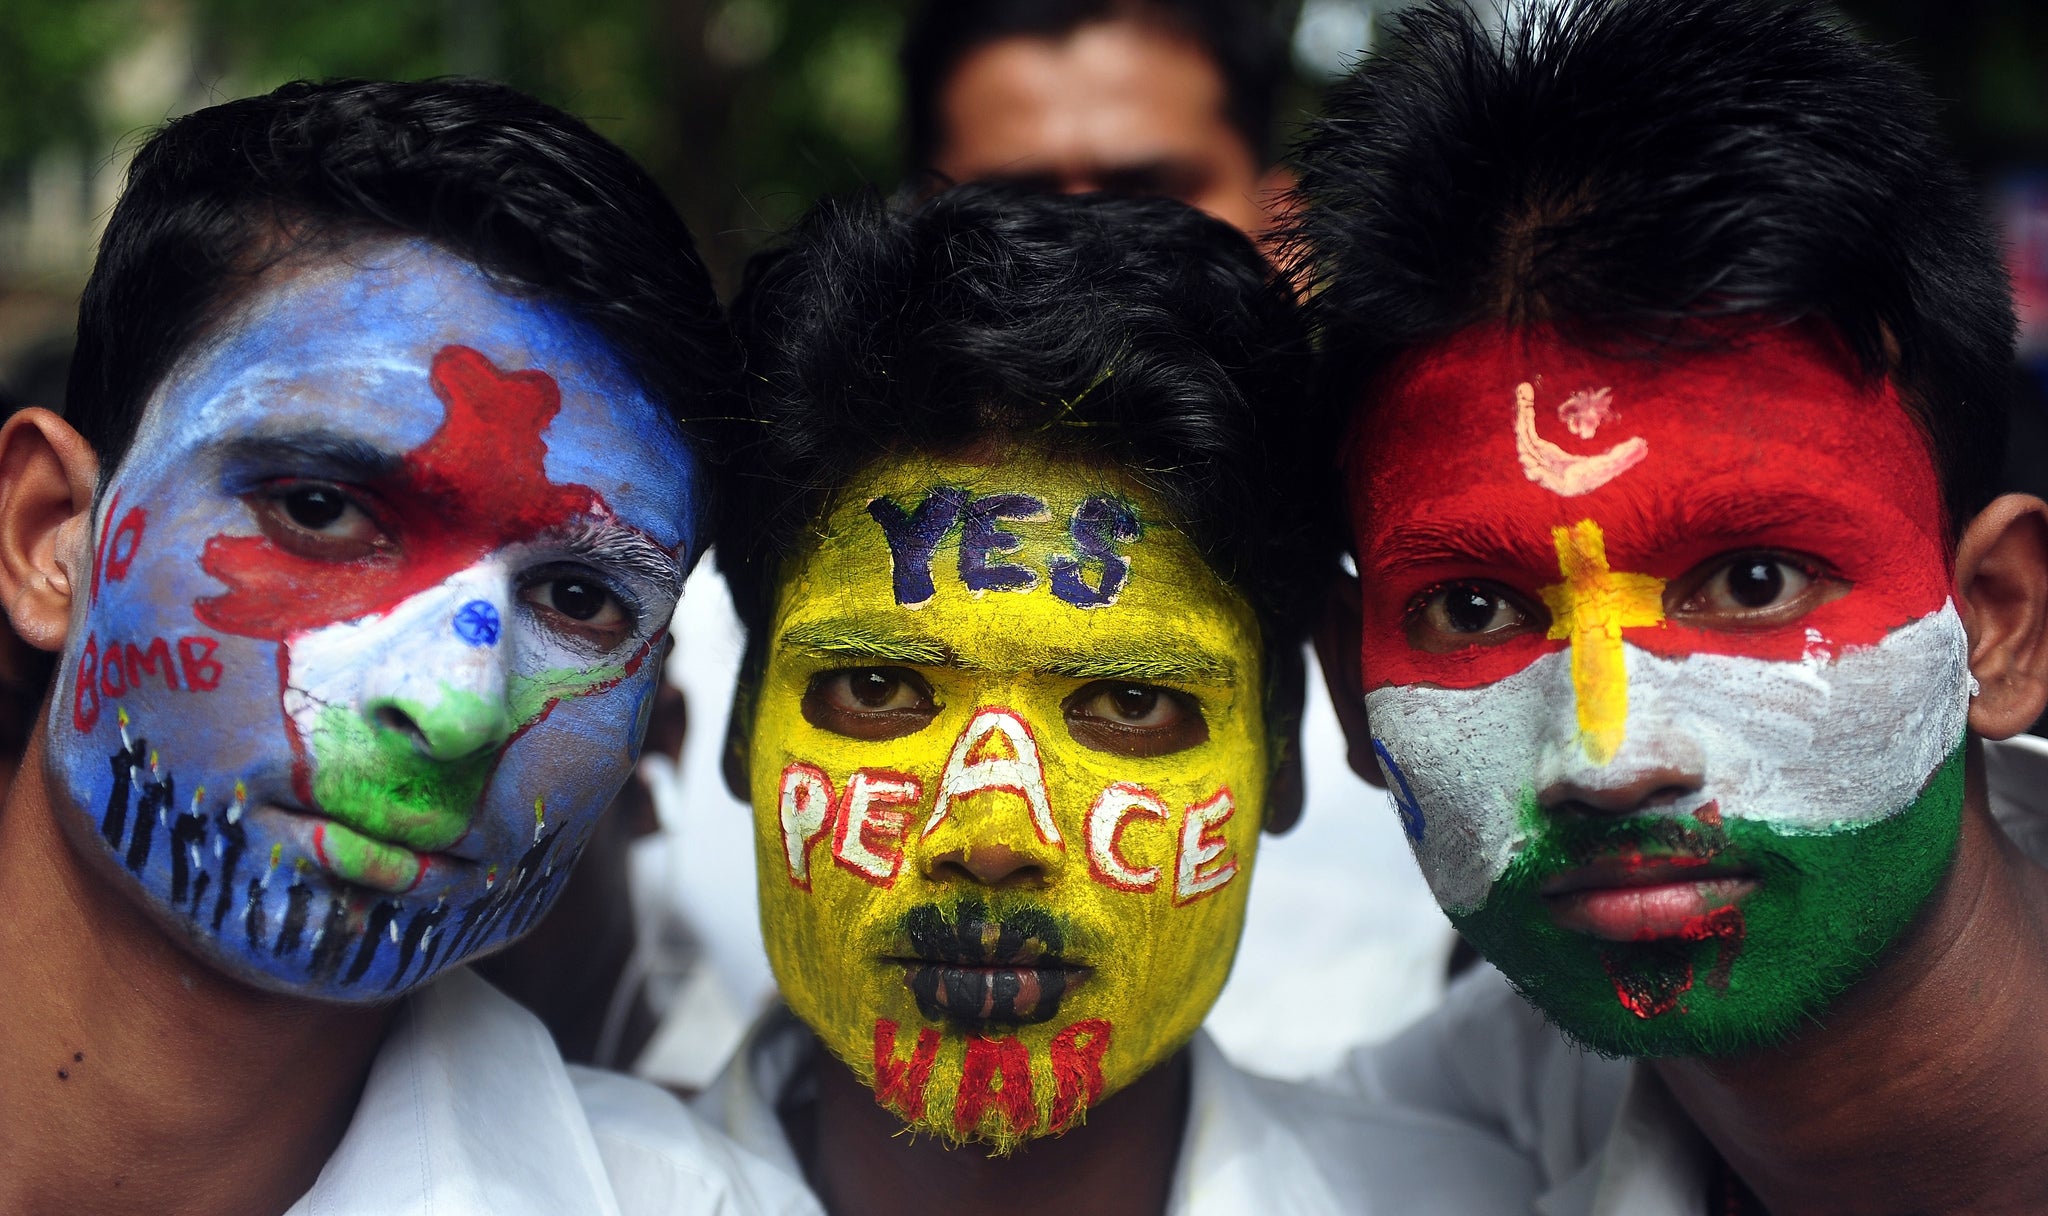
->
xmin=751 ymin=453 xmax=1268 ymax=1150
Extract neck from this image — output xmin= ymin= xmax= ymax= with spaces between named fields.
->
xmin=0 ymin=727 xmax=392 ymax=1216
xmin=794 ymin=1036 xmax=1191 ymax=1216
xmin=1655 ymin=744 xmax=2048 ymax=1216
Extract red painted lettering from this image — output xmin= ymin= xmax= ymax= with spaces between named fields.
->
xmin=123 ymin=638 xmax=179 ymax=691
xmin=954 ymin=1036 xmax=1035 ymax=1139
xmin=104 ymin=506 xmax=146 ymax=582
xmin=177 ymin=636 xmax=222 ymax=691
xmin=73 ymin=636 xmax=100 ymax=731
xmin=872 ymin=1017 xmax=941 ymax=1122
xmin=1048 ymin=1018 xmax=1113 ymax=1131
xmin=98 ymin=644 xmax=129 ymax=697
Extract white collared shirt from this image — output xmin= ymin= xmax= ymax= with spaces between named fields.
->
xmin=694 ymin=1009 xmax=1543 ymax=1216
xmin=285 ymin=967 xmax=821 ymax=1216
xmin=1329 ymin=734 xmax=2048 ymax=1216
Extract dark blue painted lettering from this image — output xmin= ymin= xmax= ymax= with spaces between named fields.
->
xmin=958 ymin=494 xmax=1045 ymax=593
xmin=867 ymin=488 xmax=969 ymax=606
xmin=1050 ymin=495 xmax=1141 ymax=608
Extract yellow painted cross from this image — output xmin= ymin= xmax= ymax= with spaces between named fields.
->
xmin=1538 ymin=519 xmax=1664 ymax=765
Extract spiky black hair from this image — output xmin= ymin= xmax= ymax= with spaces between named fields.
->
xmin=720 ymin=182 xmax=1328 ymax=650
xmin=1287 ymin=0 xmax=2016 ymax=534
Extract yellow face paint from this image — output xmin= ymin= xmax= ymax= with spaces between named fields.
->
xmin=1538 ymin=519 xmax=1665 ymax=764
xmin=749 ymin=450 xmax=1269 ymax=1151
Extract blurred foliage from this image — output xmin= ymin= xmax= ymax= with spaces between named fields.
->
xmin=0 ymin=0 xmax=915 ymax=286
xmin=0 ymin=0 xmax=2043 ymax=290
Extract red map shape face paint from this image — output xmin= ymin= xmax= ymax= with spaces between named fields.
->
xmin=1347 ymin=322 xmax=1971 ymax=1057
xmin=46 ymin=239 xmax=702 ymax=1001
xmin=198 ymin=345 xmax=599 ymax=641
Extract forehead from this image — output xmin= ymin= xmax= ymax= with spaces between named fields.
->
xmin=122 ymin=238 xmax=700 ymax=550
xmin=1352 ymin=324 xmax=1944 ymax=567
xmin=939 ymin=22 xmax=1234 ymax=164
xmin=774 ymin=450 xmax=1256 ymax=668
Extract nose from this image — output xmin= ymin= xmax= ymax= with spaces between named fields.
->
xmin=359 ymin=575 xmax=515 ymax=763
xmin=923 ymin=842 xmax=1050 ymax=888
xmin=1539 ymin=762 xmax=1704 ymax=819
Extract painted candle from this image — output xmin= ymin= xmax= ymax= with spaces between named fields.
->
xmin=750 ymin=451 xmax=1269 ymax=1150
xmin=49 ymin=239 xmax=702 ymax=999
xmin=1349 ymin=324 xmax=1970 ymax=1057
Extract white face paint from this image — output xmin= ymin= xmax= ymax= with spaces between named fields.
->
xmin=1367 ymin=603 xmax=1972 ymax=913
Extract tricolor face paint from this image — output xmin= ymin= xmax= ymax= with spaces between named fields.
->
xmin=751 ymin=452 xmax=1267 ymax=1150
xmin=50 ymin=239 xmax=701 ymax=999
xmin=1350 ymin=324 xmax=1970 ymax=1057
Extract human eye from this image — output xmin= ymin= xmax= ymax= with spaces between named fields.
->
xmin=1668 ymin=551 xmax=1842 ymax=627
xmin=1063 ymin=681 xmax=1209 ymax=757
xmin=802 ymin=667 xmax=941 ymax=740
xmin=1403 ymin=581 xmax=1545 ymax=652
xmin=516 ymin=565 xmax=640 ymax=653
xmin=252 ymin=481 xmax=388 ymax=561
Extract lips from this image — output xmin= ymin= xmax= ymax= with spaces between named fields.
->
xmin=892 ymin=898 xmax=1089 ymax=1030
xmin=259 ymin=804 xmax=467 ymax=895
xmin=1543 ymin=856 xmax=1757 ymax=941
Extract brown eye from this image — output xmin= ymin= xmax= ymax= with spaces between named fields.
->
xmin=254 ymin=481 xmax=385 ymax=560
xmin=1671 ymin=551 xmax=1840 ymax=627
xmin=1404 ymin=581 xmax=1543 ymax=652
xmin=519 ymin=571 xmax=634 ymax=651
xmin=803 ymin=667 xmax=940 ymax=740
xmin=1064 ymin=681 xmax=1208 ymax=757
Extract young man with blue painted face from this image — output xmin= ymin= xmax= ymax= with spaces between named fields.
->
xmin=0 ymin=80 xmax=815 ymax=1216
xmin=1295 ymin=1 xmax=2048 ymax=1212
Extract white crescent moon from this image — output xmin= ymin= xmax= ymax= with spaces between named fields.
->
xmin=1514 ymin=382 xmax=1647 ymax=496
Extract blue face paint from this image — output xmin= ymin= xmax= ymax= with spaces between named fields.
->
xmin=48 ymin=239 xmax=706 ymax=999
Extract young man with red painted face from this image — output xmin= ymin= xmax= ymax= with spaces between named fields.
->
xmin=695 ymin=184 xmax=1544 ymax=1215
xmin=0 ymin=80 xmax=816 ymax=1216
xmin=1293 ymin=1 xmax=2048 ymax=1212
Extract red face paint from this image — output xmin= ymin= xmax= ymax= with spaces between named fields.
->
xmin=1348 ymin=323 xmax=1952 ymax=691
xmin=197 ymin=345 xmax=601 ymax=641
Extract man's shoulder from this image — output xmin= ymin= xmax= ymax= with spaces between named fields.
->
xmin=571 ymin=1067 xmax=822 ymax=1216
xmin=1321 ymin=964 xmax=1632 ymax=1189
xmin=1180 ymin=1033 xmax=1543 ymax=1215
xmin=295 ymin=971 xmax=817 ymax=1216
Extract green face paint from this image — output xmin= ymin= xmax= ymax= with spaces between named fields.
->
xmin=1452 ymin=746 xmax=1965 ymax=1057
xmin=304 ymin=661 xmax=624 ymax=891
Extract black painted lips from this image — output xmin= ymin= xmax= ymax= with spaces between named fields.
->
xmin=895 ymin=897 xmax=1085 ymax=1030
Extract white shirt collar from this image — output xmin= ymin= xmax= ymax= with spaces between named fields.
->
xmin=286 ymin=967 xmax=624 ymax=1216
xmin=696 ymin=1009 xmax=1542 ymax=1216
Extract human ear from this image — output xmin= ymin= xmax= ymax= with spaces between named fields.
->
xmin=1262 ymin=641 xmax=1306 ymax=836
xmin=1954 ymin=493 xmax=2048 ymax=739
xmin=1310 ymin=571 xmax=1386 ymax=788
xmin=0 ymin=408 xmax=100 ymax=652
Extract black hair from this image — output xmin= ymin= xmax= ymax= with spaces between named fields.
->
xmin=901 ymin=0 xmax=1289 ymax=171
xmin=68 ymin=77 xmax=731 ymax=477
xmin=721 ymin=183 xmax=1328 ymax=661
xmin=1287 ymin=0 xmax=2016 ymax=534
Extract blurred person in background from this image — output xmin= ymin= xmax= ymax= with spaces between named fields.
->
xmin=0 ymin=77 xmax=814 ymax=1216
xmin=902 ymin=0 xmax=1295 ymax=246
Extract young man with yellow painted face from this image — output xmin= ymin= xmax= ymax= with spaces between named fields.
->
xmin=1294 ymin=1 xmax=2048 ymax=1212
xmin=694 ymin=184 xmax=1543 ymax=1215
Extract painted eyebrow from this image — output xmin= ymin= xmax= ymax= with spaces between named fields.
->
xmin=778 ymin=621 xmax=956 ymax=666
xmin=217 ymin=431 xmax=402 ymax=481
xmin=778 ymin=620 xmax=1237 ymax=683
xmin=1373 ymin=514 xmax=1546 ymax=578
xmin=1372 ymin=488 xmax=1877 ymax=578
xmin=548 ymin=517 xmax=684 ymax=601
